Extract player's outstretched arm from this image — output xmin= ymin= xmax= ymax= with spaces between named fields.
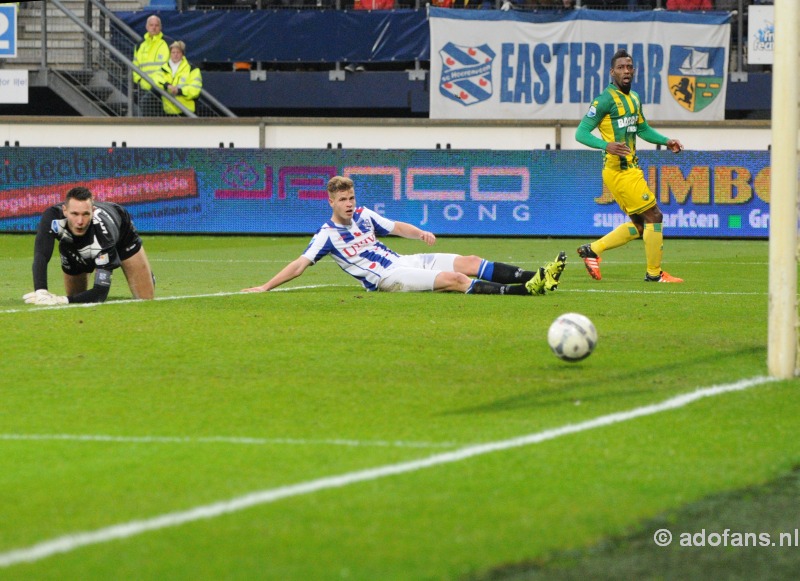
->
xmin=391 ymin=221 xmax=436 ymax=246
xmin=638 ymin=121 xmax=682 ymax=152
xmin=242 ymin=256 xmax=312 ymax=293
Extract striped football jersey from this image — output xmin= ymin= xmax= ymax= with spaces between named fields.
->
xmin=302 ymin=207 xmax=400 ymax=291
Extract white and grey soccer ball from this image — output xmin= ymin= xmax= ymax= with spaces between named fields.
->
xmin=547 ymin=313 xmax=598 ymax=362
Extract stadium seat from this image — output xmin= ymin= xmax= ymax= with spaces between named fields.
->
xmin=149 ymin=0 xmax=177 ymax=9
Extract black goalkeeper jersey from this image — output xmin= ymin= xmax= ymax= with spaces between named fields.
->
xmin=32 ymin=201 xmax=139 ymax=302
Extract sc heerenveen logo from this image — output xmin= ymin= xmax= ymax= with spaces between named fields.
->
xmin=668 ymin=46 xmax=725 ymax=113
xmin=438 ymin=42 xmax=495 ymax=106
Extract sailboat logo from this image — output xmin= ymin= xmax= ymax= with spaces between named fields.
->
xmin=668 ymin=46 xmax=725 ymax=113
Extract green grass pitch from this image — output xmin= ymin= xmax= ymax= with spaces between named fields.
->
xmin=1 ymin=233 xmax=799 ymax=580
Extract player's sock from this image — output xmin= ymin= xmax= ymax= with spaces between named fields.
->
xmin=467 ymin=280 xmax=527 ymax=295
xmin=478 ymin=260 xmax=534 ymax=284
xmin=593 ymin=222 xmax=640 ymax=254
xmin=643 ymin=222 xmax=664 ymax=278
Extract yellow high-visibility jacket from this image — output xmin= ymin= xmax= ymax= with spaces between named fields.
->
xmin=159 ymin=57 xmax=203 ymax=115
xmin=133 ymin=32 xmax=169 ymax=90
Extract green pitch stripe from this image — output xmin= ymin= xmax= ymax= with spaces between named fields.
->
xmin=0 ymin=376 xmax=776 ymax=569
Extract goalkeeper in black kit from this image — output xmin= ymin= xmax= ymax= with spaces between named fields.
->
xmin=24 ymin=187 xmax=155 ymax=305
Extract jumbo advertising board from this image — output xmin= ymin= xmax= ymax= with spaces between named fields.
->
xmin=0 ymin=148 xmax=770 ymax=238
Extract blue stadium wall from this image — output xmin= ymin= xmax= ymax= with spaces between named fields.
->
xmin=115 ymin=9 xmax=770 ymax=116
xmin=0 ymin=148 xmax=771 ymax=238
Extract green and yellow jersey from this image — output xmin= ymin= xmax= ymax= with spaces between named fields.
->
xmin=575 ymin=83 xmax=670 ymax=172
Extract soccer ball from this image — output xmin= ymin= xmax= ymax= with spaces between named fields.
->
xmin=547 ymin=313 xmax=598 ymax=362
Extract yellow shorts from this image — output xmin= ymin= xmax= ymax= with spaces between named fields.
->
xmin=602 ymin=167 xmax=657 ymax=216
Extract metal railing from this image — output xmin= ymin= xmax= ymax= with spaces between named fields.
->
xmin=32 ymin=0 xmax=235 ymax=117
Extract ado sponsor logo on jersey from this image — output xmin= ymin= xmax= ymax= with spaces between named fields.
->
xmin=668 ymin=46 xmax=725 ymax=113
xmin=438 ymin=42 xmax=495 ymax=107
xmin=617 ymin=115 xmax=638 ymax=133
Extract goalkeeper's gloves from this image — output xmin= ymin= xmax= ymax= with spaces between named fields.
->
xmin=23 ymin=289 xmax=69 ymax=305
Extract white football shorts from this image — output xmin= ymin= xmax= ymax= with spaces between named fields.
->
xmin=377 ymin=253 xmax=458 ymax=292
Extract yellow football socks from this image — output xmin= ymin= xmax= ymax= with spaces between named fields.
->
xmin=592 ymin=222 xmax=640 ymax=255
xmin=643 ymin=222 xmax=664 ymax=277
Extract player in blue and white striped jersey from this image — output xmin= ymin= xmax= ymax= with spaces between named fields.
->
xmin=243 ymin=176 xmax=566 ymax=296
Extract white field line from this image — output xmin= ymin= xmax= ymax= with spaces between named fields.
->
xmin=0 ymin=434 xmax=456 ymax=449
xmin=0 ymin=258 xmax=297 ymax=264
xmin=148 ymin=259 xmax=769 ymax=266
xmin=152 ymin=259 xmax=335 ymax=264
xmin=559 ymin=288 xmax=766 ymax=296
xmin=1 ymin=258 xmax=771 ymax=268
xmin=0 ymin=285 xmax=346 ymax=314
xmin=0 ymin=375 xmax=776 ymax=569
xmin=1 ymin=284 xmax=766 ymax=315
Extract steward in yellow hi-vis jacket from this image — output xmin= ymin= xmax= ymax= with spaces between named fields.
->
xmin=159 ymin=41 xmax=203 ymax=115
xmin=132 ymin=15 xmax=169 ymax=91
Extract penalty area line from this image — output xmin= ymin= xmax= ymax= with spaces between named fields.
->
xmin=0 ymin=375 xmax=776 ymax=569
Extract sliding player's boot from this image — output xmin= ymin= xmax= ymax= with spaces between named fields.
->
xmin=543 ymin=251 xmax=567 ymax=291
xmin=525 ymin=268 xmax=547 ymax=296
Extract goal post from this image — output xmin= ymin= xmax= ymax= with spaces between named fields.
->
xmin=767 ymin=0 xmax=800 ymax=378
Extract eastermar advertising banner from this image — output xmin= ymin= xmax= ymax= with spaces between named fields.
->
xmin=429 ymin=8 xmax=731 ymax=121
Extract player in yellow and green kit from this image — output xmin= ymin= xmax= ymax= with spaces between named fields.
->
xmin=575 ymin=49 xmax=684 ymax=283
